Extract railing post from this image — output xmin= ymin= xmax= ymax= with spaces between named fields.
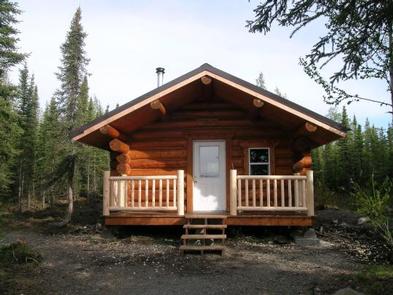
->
xmin=306 ymin=170 xmax=314 ymax=216
xmin=230 ymin=169 xmax=237 ymax=216
xmin=177 ymin=170 xmax=184 ymax=216
xmin=103 ymin=171 xmax=110 ymax=216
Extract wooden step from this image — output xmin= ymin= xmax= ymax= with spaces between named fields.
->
xmin=180 ymin=245 xmax=225 ymax=251
xmin=183 ymin=224 xmax=227 ymax=229
xmin=181 ymin=234 xmax=226 ymax=240
xmin=185 ymin=214 xmax=227 ymax=219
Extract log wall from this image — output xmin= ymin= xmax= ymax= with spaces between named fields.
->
xmin=110 ymin=98 xmax=297 ymax=209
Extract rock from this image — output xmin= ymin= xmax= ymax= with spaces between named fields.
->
xmin=294 ymin=228 xmax=320 ymax=246
xmin=332 ymin=287 xmax=364 ymax=295
xmin=357 ymin=217 xmax=370 ymax=225
xmin=304 ymin=228 xmax=317 ymax=239
xmin=339 ymin=222 xmax=349 ymax=228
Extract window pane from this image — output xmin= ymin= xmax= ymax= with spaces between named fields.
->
xmin=250 ymin=149 xmax=269 ymax=163
xmin=250 ymin=164 xmax=269 ymax=175
xmin=199 ymin=145 xmax=219 ymax=177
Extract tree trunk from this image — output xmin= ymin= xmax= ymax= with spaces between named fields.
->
xmin=18 ymin=166 xmax=23 ymax=212
xmin=42 ymin=191 xmax=45 ymax=209
xmin=63 ymin=183 xmax=74 ymax=224
xmin=27 ymin=192 xmax=31 ymax=210
xmin=389 ymin=21 xmax=393 ymax=125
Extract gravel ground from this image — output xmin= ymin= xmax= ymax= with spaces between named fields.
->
xmin=1 ymin=227 xmax=362 ymax=295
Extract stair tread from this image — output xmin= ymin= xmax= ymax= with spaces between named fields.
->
xmin=181 ymin=234 xmax=226 ymax=239
xmin=185 ymin=214 xmax=227 ymax=219
xmin=180 ymin=245 xmax=225 ymax=251
xmin=183 ymin=224 xmax=227 ymax=229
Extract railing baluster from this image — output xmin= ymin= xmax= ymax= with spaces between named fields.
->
xmin=237 ymin=179 xmax=242 ymax=207
xmin=281 ymin=179 xmax=284 ymax=207
xmin=302 ymin=179 xmax=306 ymax=207
xmin=259 ymin=179 xmax=263 ymax=207
xmin=117 ymin=180 xmax=121 ymax=207
xmin=131 ymin=180 xmax=134 ymax=208
xmin=159 ymin=179 xmax=162 ymax=207
xmin=173 ymin=179 xmax=177 ymax=209
xmin=245 ymin=179 xmax=249 ymax=207
xmin=252 ymin=179 xmax=256 ymax=207
xmin=288 ymin=180 xmax=292 ymax=207
xmin=274 ymin=179 xmax=278 ymax=207
xmin=145 ymin=179 xmax=149 ymax=207
xmin=124 ymin=180 xmax=128 ymax=208
xmin=166 ymin=179 xmax=169 ymax=207
xmin=138 ymin=179 xmax=142 ymax=207
xmin=267 ymin=179 xmax=270 ymax=207
xmin=294 ymin=179 xmax=299 ymax=207
xmin=152 ymin=179 xmax=155 ymax=208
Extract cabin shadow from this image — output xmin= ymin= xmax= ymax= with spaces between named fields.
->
xmin=108 ymin=224 xmax=299 ymax=245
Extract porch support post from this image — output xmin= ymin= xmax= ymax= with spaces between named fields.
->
xmin=177 ymin=170 xmax=185 ymax=216
xmin=230 ymin=169 xmax=237 ymax=216
xmin=103 ymin=171 xmax=110 ymax=216
xmin=306 ymin=170 xmax=314 ymax=216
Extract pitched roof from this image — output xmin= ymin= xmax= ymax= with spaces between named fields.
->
xmin=71 ymin=63 xmax=346 ymax=147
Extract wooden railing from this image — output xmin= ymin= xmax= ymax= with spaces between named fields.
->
xmin=230 ymin=170 xmax=314 ymax=216
xmin=103 ymin=170 xmax=184 ymax=216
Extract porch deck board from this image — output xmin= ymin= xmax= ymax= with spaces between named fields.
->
xmin=105 ymin=213 xmax=313 ymax=226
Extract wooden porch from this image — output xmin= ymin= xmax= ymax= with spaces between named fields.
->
xmin=103 ymin=169 xmax=314 ymax=227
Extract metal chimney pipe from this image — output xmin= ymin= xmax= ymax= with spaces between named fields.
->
xmin=156 ymin=67 xmax=165 ymax=87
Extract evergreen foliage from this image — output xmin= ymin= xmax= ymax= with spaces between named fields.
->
xmin=313 ymin=107 xmax=393 ymax=201
xmin=247 ymin=0 xmax=393 ymax=119
xmin=0 ymin=0 xmax=24 ymax=196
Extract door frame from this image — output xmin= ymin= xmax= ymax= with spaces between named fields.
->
xmin=192 ymin=140 xmax=226 ymax=212
xmin=186 ymin=137 xmax=231 ymax=213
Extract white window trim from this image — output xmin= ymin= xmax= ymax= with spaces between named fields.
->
xmin=248 ymin=147 xmax=270 ymax=175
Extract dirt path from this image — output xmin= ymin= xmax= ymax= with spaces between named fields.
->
xmin=1 ymin=229 xmax=362 ymax=295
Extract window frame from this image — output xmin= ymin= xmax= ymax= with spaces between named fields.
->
xmin=248 ymin=147 xmax=270 ymax=175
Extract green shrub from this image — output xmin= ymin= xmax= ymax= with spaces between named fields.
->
xmin=352 ymin=177 xmax=393 ymax=248
xmin=0 ymin=241 xmax=41 ymax=265
xmin=353 ymin=177 xmax=391 ymax=225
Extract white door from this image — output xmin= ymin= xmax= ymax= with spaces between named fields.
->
xmin=193 ymin=141 xmax=226 ymax=212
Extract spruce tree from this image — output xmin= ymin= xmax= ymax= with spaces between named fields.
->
xmin=336 ymin=106 xmax=352 ymax=189
xmin=0 ymin=0 xmax=25 ymax=196
xmin=53 ymin=8 xmax=89 ymax=223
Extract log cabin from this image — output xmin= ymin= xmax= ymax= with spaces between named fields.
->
xmin=71 ymin=63 xmax=346 ymax=251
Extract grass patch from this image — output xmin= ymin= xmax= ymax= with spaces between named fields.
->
xmin=0 ymin=241 xmax=42 ymax=265
xmin=355 ymin=265 xmax=393 ymax=295
xmin=0 ymin=241 xmax=42 ymax=295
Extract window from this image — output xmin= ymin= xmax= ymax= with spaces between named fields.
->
xmin=199 ymin=145 xmax=219 ymax=177
xmin=249 ymin=148 xmax=270 ymax=175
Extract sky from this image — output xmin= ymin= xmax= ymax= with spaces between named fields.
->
xmin=10 ymin=0 xmax=392 ymax=128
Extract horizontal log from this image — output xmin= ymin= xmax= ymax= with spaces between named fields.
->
xmin=100 ymin=125 xmax=120 ymax=138
xmin=129 ymin=140 xmax=187 ymax=149
xmin=129 ymin=159 xmax=187 ymax=169
xmin=143 ymin=119 xmax=281 ymax=131
xmin=150 ymin=99 xmax=166 ymax=115
xmin=116 ymin=163 xmax=131 ymax=175
xmin=110 ymin=138 xmax=130 ymax=154
xmin=131 ymin=128 xmax=283 ymax=140
xmin=201 ymin=75 xmax=212 ymax=85
xmin=124 ymin=169 xmax=179 ymax=176
xmin=170 ymin=110 xmax=246 ymax=120
xmin=293 ymin=155 xmax=312 ymax=172
xmin=116 ymin=153 xmax=131 ymax=164
xmin=181 ymin=102 xmax=234 ymax=111
xmin=253 ymin=98 xmax=264 ymax=108
xmin=128 ymin=149 xmax=187 ymax=160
